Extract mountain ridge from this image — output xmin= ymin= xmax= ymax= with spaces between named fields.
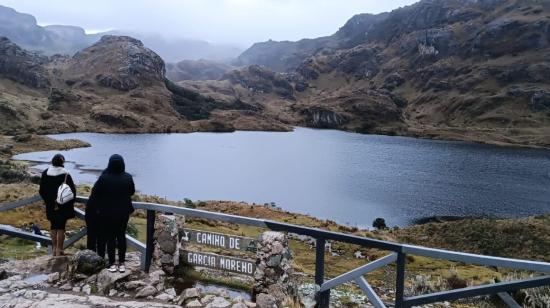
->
xmin=0 ymin=5 xmax=241 ymax=62
xmin=185 ymin=0 xmax=550 ymax=147
xmin=1 ymin=0 xmax=549 ymax=148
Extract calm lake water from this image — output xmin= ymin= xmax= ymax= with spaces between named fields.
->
xmin=13 ymin=128 xmax=550 ymax=227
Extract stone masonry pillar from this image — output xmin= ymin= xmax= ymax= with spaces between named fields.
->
xmin=253 ymin=231 xmax=297 ymax=306
xmin=153 ymin=214 xmax=184 ymax=275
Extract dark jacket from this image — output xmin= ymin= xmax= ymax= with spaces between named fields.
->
xmin=87 ymin=155 xmax=135 ymax=218
xmin=39 ymin=166 xmax=76 ymax=221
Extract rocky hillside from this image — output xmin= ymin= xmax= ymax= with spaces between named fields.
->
xmin=190 ymin=0 xmax=550 ymax=147
xmin=0 ymin=35 xmax=290 ymax=134
xmin=1 ymin=0 xmax=549 ymax=147
xmin=234 ymin=12 xmax=388 ymax=72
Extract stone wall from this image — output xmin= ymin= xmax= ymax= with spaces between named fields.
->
xmin=153 ymin=216 xmax=297 ymax=307
xmin=253 ymin=231 xmax=297 ymax=306
xmin=153 ymin=214 xmax=184 ymax=275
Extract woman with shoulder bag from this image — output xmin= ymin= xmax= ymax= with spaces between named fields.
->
xmin=39 ymin=154 xmax=76 ymax=256
xmin=89 ymin=154 xmax=135 ymax=273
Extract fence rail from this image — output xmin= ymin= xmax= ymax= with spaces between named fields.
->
xmin=1 ymin=194 xmax=549 ymax=307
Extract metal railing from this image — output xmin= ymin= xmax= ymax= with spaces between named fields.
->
xmin=1 ymin=194 xmax=549 ymax=307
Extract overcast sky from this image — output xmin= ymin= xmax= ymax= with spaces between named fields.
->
xmin=0 ymin=0 xmax=418 ymax=47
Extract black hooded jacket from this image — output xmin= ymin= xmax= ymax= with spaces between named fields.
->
xmin=87 ymin=154 xmax=135 ymax=218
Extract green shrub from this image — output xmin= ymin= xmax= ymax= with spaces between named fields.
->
xmin=126 ymin=222 xmax=138 ymax=238
xmin=372 ymin=218 xmax=387 ymax=230
xmin=184 ymin=198 xmax=196 ymax=208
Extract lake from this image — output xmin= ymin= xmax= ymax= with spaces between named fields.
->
xmin=13 ymin=128 xmax=550 ymax=227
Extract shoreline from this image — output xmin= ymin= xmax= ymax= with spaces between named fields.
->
xmin=12 ymin=123 xmax=550 ymax=151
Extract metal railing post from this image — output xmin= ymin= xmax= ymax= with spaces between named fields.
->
xmin=144 ymin=209 xmax=156 ymax=273
xmin=395 ymin=252 xmax=406 ymax=308
xmin=315 ymin=238 xmax=330 ymax=307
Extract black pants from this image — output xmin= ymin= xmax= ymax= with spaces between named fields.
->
xmin=85 ymin=212 xmax=100 ymax=252
xmin=97 ymin=216 xmax=129 ymax=265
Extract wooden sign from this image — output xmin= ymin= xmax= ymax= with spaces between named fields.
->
xmin=179 ymin=228 xmax=258 ymax=253
xmin=183 ymin=250 xmax=256 ymax=276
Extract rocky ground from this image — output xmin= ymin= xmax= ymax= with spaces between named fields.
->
xmin=0 ymin=251 xmax=259 ymax=308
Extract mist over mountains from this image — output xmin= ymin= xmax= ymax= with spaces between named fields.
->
xmin=0 ymin=5 xmax=241 ymax=62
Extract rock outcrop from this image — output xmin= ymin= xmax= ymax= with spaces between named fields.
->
xmin=67 ymin=35 xmax=166 ymax=91
xmin=0 ymin=35 xmax=193 ymax=134
xmin=69 ymin=250 xmax=105 ymax=276
xmin=0 ymin=252 xmax=259 ymax=308
xmin=208 ymin=0 xmax=550 ymax=147
xmin=0 ymin=34 xmax=292 ymax=135
xmin=0 ymin=37 xmax=49 ymax=88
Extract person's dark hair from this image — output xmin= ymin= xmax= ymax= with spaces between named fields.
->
xmin=52 ymin=154 xmax=65 ymax=167
xmin=104 ymin=154 xmax=126 ymax=174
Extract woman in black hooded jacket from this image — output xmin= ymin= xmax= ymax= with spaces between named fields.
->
xmin=87 ymin=154 xmax=135 ymax=272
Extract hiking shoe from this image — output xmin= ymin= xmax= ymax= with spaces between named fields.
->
xmin=108 ymin=264 xmax=117 ymax=272
xmin=118 ymin=264 xmax=125 ymax=273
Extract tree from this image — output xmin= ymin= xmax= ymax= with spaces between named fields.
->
xmin=372 ymin=218 xmax=387 ymax=230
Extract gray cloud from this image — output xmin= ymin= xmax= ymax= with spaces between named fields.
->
xmin=0 ymin=0 xmax=418 ymax=47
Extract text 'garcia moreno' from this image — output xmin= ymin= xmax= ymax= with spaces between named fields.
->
xmin=184 ymin=251 xmax=255 ymax=275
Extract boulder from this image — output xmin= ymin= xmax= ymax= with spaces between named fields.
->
xmin=135 ymin=285 xmax=158 ymax=298
xmin=255 ymin=294 xmax=277 ymax=308
xmin=47 ymin=272 xmax=60 ymax=284
xmin=148 ymin=270 xmax=166 ymax=286
xmin=96 ymin=268 xmax=131 ymax=293
xmin=182 ymin=287 xmax=201 ymax=300
xmin=155 ymin=292 xmax=173 ymax=301
xmin=200 ymin=295 xmax=216 ymax=305
xmin=205 ymin=297 xmax=231 ymax=308
xmin=70 ymin=250 xmax=105 ymax=276
xmin=124 ymin=280 xmax=147 ymax=290
xmin=59 ymin=283 xmax=72 ymax=291
xmin=43 ymin=256 xmax=71 ymax=273
xmin=0 ymin=269 xmax=8 ymax=281
xmin=186 ymin=299 xmax=204 ymax=307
